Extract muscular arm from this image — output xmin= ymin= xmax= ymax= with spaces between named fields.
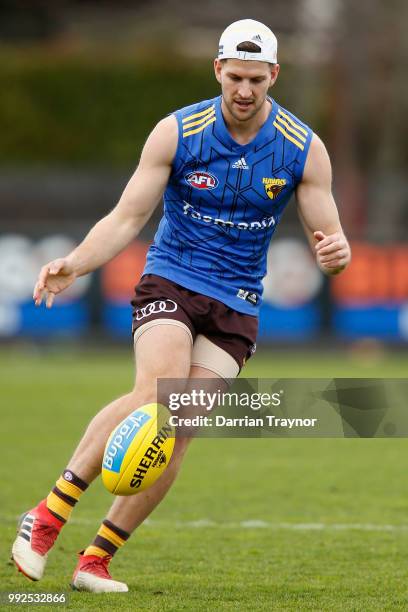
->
xmin=67 ymin=114 xmax=177 ymax=275
xmin=34 ymin=114 xmax=178 ymax=306
xmin=296 ymin=134 xmax=351 ymax=275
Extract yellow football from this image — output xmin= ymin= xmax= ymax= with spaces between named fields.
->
xmin=101 ymin=403 xmax=175 ymax=496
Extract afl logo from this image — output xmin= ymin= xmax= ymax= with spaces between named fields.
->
xmin=185 ymin=171 xmax=219 ymax=190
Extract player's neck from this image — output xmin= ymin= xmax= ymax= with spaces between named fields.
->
xmin=221 ymin=98 xmax=272 ymax=145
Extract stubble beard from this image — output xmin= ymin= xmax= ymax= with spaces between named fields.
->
xmin=223 ymin=95 xmax=266 ymax=123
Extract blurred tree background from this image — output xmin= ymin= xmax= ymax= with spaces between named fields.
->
xmin=0 ymin=0 xmax=407 ymax=345
xmin=1 ymin=0 xmax=407 ymax=240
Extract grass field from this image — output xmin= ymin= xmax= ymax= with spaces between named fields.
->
xmin=1 ymin=345 xmax=408 ymax=611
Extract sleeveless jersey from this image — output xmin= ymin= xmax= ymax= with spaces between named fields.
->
xmin=143 ymin=95 xmax=313 ymax=315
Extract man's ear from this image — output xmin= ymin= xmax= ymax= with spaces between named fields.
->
xmin=269 ymin=63 xmax=280 ymax=87
xmin=214 ymin=58 xmax=223 ymax=84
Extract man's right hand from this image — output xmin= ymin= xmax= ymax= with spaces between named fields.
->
xmin=33 ymin=258 xmax=77 ymax=308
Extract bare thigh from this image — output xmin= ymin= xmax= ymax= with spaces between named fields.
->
xmin=133 ymin=322 xmax=193 ymax=403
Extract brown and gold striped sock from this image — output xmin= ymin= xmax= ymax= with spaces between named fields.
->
xmin=84 ymin=519 xmax=130 ymax=558
xmin=46 ymin=470 xmax=88 ymax=524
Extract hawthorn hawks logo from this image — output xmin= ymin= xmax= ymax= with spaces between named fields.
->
xmin=185 ymin=171 xmax=219 ymax=190
xmin=263 ymin=177 xmax=287 ymax=200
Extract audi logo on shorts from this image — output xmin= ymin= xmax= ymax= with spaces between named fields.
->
xmin=134 ymin=299 xmax=178 ymax=321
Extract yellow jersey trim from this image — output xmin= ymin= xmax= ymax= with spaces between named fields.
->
xmin=277 ymin=109 xmax=308 ymax=136
xmin=182 ymin=109 xmax=216 ymax=130
xmin=183 ymin=115 xmax=216 ymax=137
xmin=274 ymin=114 xmax=307 ymax=143
xmin=182 ymin=105 xmax=215 ymax=124
xmin=273 ymin=121 xmax=305 ymax=150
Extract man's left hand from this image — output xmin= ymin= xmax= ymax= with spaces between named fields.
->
xmin=314 ymin=230 xmax=351 ymax=275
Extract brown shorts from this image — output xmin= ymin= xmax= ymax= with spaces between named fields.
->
xmin=131 ymin=274 xmax=258 ymax=370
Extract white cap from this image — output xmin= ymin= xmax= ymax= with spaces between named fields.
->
xmin=218 ymin=19 xmax=278 ymax=64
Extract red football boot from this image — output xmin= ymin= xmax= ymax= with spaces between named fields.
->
xmin=11 ymin=499 xmax=63 ymax=581
xmin=71 ymin=552 xmax=128 ymax=593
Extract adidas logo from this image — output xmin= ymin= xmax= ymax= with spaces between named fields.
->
xmin=18 ymin=513 xmax=34 ymax=543
xmin=252 ymin=34 xmax=262 ymax=43
xmin=232 ymin=157 xmax=249 ymax=170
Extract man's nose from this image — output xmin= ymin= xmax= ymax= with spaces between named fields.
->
xmin=237 ymin=82 xmax=252 ymax=98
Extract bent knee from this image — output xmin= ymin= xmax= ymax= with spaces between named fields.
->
xmin=127 ymin=390 xmax=158 ymax=408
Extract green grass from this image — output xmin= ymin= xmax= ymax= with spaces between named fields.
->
xmin=1 ymin=346 xmax=408 ymax=610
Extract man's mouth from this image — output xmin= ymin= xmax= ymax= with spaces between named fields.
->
xmin=234 ymin=100 xmax=254 ymax=110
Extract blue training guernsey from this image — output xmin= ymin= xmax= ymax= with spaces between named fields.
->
xmin=143 ymin=95 xmax=313 ymax=315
